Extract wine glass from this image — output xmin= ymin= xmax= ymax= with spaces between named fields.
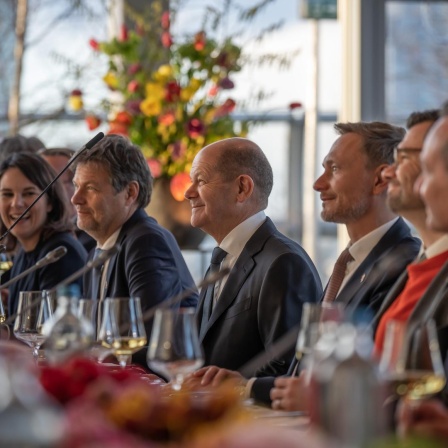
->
xmin=98 ymin=297 xmax=147 ymax=368
xmin=13 ymin=291 xmax=53 ymax=358
xmin=379 ymin=319 xmax=446 ymax=401
xmin=147 ymin=308 xmax=204 ymax=391
xmin=296 ymin=302 xmax=345 ymax=362
xmin=0 ymin=253 xmax=13 ymax=324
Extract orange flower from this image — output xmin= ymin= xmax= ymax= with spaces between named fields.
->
xmin=170 ymin=173 xmax=191 ymax=201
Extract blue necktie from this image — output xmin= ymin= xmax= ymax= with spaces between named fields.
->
xmin=200 ymin=247 xmax=227 ymax=332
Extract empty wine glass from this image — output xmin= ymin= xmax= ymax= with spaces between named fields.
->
xmin=13 ymin=291 xmax=53 ymax=358
xmin=147 ymin=308 xmax=204 ymax=391
xmin=98 ymin=297 xmax=147 ymax=368
xmin=296 ymin=302 xmax=345 ymax=362
xmin=379 ymin=319 xmax=446 ymax=401
xmin=0 ymin=253 xmax=12 ymax=324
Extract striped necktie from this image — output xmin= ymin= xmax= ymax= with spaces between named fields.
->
xmin=323 ymin=247 xmax=353 ymax=302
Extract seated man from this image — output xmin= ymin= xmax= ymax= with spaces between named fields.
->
xmin=184 ymin=137 xmax=322 ymax=377
xmin=71 ymin=135 xmax=198 ymax=362
xmin=193 ymin=121 xmax=421 ymax=406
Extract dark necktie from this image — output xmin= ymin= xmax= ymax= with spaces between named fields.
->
xmin=323 ymin=247 xmax=353 ymax=302
xmin=200 ymin=247 xmax=227 ymax=331
xmin=91 ymin=248 xmax=105 ymax=300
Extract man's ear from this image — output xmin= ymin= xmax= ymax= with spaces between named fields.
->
xmin=373 ymin=163 xmax=391 ymax=195
xmin=126 ymin=181 xmax=140 ymax=204
xmin=235 ymin=174 xmax=254 ymax=202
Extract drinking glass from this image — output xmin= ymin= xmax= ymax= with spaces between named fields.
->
xmin=13 ymin=291 xmax=54 ymax=358
xmin=147 ymin=308 xmax=204 ymax=391
xmin=0 ymin=253 xmax=13 ymax=324
xmin=379 ymin=319 xmax=446 ymax=401
xmin=295 ymin=302 xmax=345 ymax=362
xmin=98 ymin=297 xmax=147 ymax=368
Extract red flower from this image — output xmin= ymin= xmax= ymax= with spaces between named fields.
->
xmin=187 ymin=118 xmax=205 ymax=138
xmin=71 ymin=89 xmax=82 ymax=97
xmin=119 ymin=24 xmax=128 ymax=42
xmin=208 ymin=84 xmax=219 ymax=97
xmin=88 ymin=38 xmax=100 ymax=51
xmin=214 ymin=98 xmax=236 ymax=118
xmin=158 ymin=111 xmax=176 ymax=126
xmin=128 ymin=63 xmax=142 ymax=75
xmin=218 ymin=76 xmax=235 ymax=90
xmin=161 ymin=31 xmax=173 ymax=48
xmin=108 ymin=123 xmax=129 ymax=136
xmin=125 ymin=99 xmax=142 ymax=115
xmin=85 ymin=114 xmax=101 ymax=131
xmin=127 ymin=80 xmax=139 ymax=93
xmin=161 ymin=11 xmax=170 ymax=30
xmin=147 ymin=158 xmax=162 ymax=178
xmin=168 ymin=140 xmax=187 ymax=161
xmin=115 ymin=111 xmax=132 ymax=125
xmin=289 ymin=101 xmax=302 ymax=110
xmin=194 ymin=31 xmax=206 ymax=51
xmin=165 ymin=81 xmax=181 ymax=102
xmin=170 ymin=173 xmax=191 ymax=201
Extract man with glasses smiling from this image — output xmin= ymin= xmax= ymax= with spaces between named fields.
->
xmin=373 ymin=109 xmax=448 ymax=354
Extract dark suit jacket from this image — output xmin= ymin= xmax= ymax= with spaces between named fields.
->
xmin=83 ymin=209 xmax=198 ymax=363
xmin=251 ymin=217 xmax=421 ymax=405
xmin=198 ymin=217 xmax=322 ymax=378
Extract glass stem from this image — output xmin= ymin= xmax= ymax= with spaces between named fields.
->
xmin=172 ymin=374 xmax=184 ymax=391
xmin=117 ymin=354 xmax=130 ymax=368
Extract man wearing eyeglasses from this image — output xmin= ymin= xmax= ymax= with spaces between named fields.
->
xmin=374 ymin=109 xmax=448 ymax=354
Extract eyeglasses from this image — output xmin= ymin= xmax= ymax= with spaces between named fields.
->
xmin=393 ymin=147 xmax=422 ymax=165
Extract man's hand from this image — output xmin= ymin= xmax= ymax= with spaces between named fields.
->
xmin=397 ymin=398 xmax=448 ymax=441
xmin=270 ymin=371 xmax=309 ymax=411
xmin=190 ymin=366 xmax=247 ymax=387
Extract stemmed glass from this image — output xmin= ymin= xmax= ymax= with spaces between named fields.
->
xmin=295 ymin=302 xmax=345 ymax=362
xmin=0 ymin=253 xmax=13 ymax=324
xmin=13 ymin=291 xmax=54 ymax=358
xmin=147 ymin=308 xmax=204 ymax=391
xmin=98 ymin=297 xmax=147 ymax=368
xmin=379 ymin=319 xmax=446 ymax=401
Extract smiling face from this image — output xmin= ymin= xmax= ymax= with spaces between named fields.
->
xmin=418 ymin=118 xmax=448 ymax=232
xmin=313 ymin=133 xmax=376 ymax=224
xmin=72 ymin=162 xmax=138 ymax=245
xmin=0 ymin=167 xmax=52 ymax=251
xmin=184 ymin=144 xmax=240 ymax=242
xmin=383 ymin=121 xmax=433 ymax=214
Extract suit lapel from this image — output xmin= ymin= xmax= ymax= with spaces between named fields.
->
xmin=199 ymin=218 xmax=275 ymax=342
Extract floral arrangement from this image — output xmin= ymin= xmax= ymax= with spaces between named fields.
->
xmin=83 ymin=7 xmax=250 ymax=200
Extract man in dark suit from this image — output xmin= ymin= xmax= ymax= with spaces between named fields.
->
xmin=194 ymin=121 xmax=421 ymax=408
xmin=71 ymin=135 xmax=198 ymax=362
xmin=184 ymin=137 xmax=322 ymax=377
xmin=372 ymin=110 xmax=448 ymax=354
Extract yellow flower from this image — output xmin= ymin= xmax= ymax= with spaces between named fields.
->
xmin=153 ymin=64 xmax=173 ymax=82
xmin=140 ymin=97 xmax=162 ymax=116
xmin=180 ymin=88 xmax=195 ymax=102
xmin=145 ymin=82 xmax=165 ymax=100
xmin=103 ymin=72 xmax=119 ymax=89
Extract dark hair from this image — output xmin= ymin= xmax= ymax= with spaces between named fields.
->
xmin=215 ymin=138 xmax=273 ymax=209
xmin=0 ymin=134 xmax=46 ymax=164
xmin=406 ymin=109 xmax=439 ymax=129
xmin=334 ymin=121 xmax=405 ymax=167
xmin=72 ymin=134 xmax=152 ymax=208
xmin=0 ymin=153 xmax=74 ymax=248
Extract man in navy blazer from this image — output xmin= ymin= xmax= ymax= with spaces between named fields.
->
xmin=184 ymin=137 xmax=322 ymax=377
xmin=72 ymin=135 xmax=198 ymax=363
xmin=194 ymin=121 xmax=421 ymax=407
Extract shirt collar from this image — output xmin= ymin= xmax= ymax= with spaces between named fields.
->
xmin=220 ymin=211 xmax=266 ymax=259
xmin=425 ymin=234 xmax=448 ymax=259
xmin=97 ymin=227 xmax=121 ymax=251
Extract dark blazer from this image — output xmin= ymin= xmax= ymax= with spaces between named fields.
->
xmin=333 ymin=217 xmax=421 ymax=315
xmin=251 ymin=217 xmax=421 ymax=405
xmin=83 ymin=209 xmax=198 ymax=361
xmin=198 ymin=217 xmax=322 ymax=378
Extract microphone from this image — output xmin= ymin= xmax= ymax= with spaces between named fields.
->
xmin=3 ymin=244 xmax=119 ymax=327
xmin=53 ymin=244 xmax=120 ymax=290
xmin=140 ymin=267 xmax=231 ymax=327
xmin=0 ymin=132 xmax=104 ymax=244
xmin=0 ymin=246 xmax=68 ymax=291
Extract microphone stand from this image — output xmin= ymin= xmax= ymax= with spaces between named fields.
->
xmin=0 ymin=246 xmax=67 ymax=291
xmin=0 ymin=132 xmax=104 ymax=247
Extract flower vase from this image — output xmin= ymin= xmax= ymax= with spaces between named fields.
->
xmin=146 ymin=178 xmax=205 ymax=250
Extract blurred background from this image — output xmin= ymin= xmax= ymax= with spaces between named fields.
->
xmin=1 ymin=0 xmax=447 ymax=282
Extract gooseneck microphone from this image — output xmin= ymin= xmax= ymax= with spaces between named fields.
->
xmin=3 ymin=244 xmax=119 ymax=327
xmin=53 ymin=244 xmax=120 ymax=290
xmin=0 ymin=246 xmax=68 ymax=292
xmin=0 ymin=132 xmax=104 ymax=246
